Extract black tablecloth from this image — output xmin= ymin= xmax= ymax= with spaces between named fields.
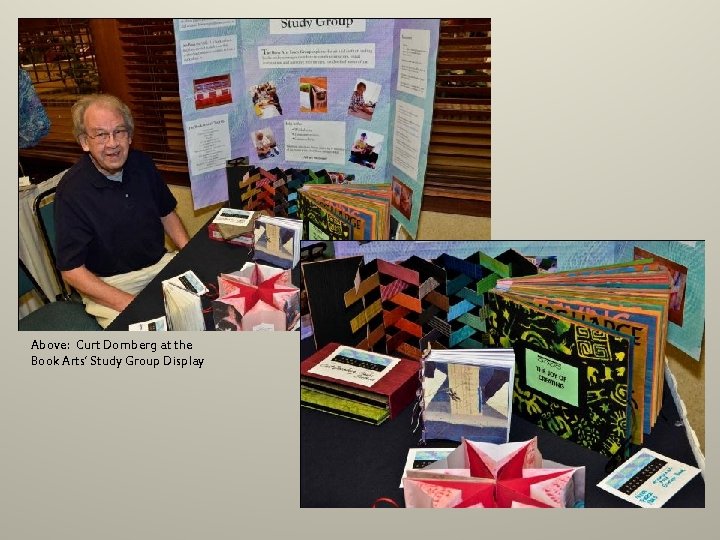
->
xmin=108 ymin=219 xmax=300 ymax=330
xmin=300 ymin=338 xmax=705 ymax=508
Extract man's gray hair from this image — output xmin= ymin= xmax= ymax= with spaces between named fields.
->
xmin=71 ymin=94 xmax=135 ymax=141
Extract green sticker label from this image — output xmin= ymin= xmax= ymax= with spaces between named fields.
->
xmin=308 ymin=221 xmax=330 ymax=240
xmin=525 ymin=349 xmax=579 ymax=407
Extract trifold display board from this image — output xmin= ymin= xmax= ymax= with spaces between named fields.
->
xmin=174 ymin=19 xmax=439 ymax=238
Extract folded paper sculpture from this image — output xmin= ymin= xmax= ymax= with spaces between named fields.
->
xmin=403 ymin=438 xmax=585 ymax=508
xmin=212 ymin=262 xmax=299 ymax=331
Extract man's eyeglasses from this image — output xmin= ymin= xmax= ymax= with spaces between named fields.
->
xmin=85 ymin=128 xmax=130 ymax=144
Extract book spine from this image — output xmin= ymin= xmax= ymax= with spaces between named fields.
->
xmin=416 ymin=346 xmax=432 ymax=444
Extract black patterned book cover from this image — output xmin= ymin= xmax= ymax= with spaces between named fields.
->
xmin=485 ymin=291 xmax=633 ymax=458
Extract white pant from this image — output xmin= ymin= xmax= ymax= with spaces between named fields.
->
xmin=81 ymin=252 xmax=176 ymax=329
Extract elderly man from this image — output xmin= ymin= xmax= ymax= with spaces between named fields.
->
xmin=55 ymin=94 xmax=189 ymax=328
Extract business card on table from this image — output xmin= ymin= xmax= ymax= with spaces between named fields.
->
xmin=400 ymin=448 xmax=455 ymax=487
xmin=129 ymin=316 xmax=168 ymax=331
xmin=597 ymin=448 xmax=701 ymax=508
xmin=165 ymin=270 xmax=208 ymax=296
xmin=213 ymin=208 xmax=255 ymax=227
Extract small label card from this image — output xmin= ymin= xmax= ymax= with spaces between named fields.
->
xmin=597 ymin=448 xmax=701 ymax=508
xmin=213 ymin=208 xmax=254 ymax=227
xmin=400 ymin=448 xmax=454 ymax=487
xmin=128 ymin=316 xmax=168 ymax=331
xmin=166 ymin=270 xmax=208 ymax=296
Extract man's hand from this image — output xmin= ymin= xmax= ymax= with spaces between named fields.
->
xmin=61 ymin=266 xmax=135 ymax=312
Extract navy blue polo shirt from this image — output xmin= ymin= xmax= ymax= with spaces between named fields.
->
xmin=55 ymin=150 xmax=177 ymax=277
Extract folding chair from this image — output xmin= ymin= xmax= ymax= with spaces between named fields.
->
xmin=19 ymin=258 xmax=101 ymax=331
xmin=33 ymin=187 xmax=74 ymax=301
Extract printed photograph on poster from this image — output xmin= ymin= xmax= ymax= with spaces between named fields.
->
xmin=250 ymin=81 xmax=283 ymax=119
xmin=524 ymin=255 xmax=558 ymax=273
xmin=634 ymin=247 xmax=688 ymax=326
xmin=391 ymin=176 xmax=413 ymax=219
xmin=347 ymin=79 xmax=381 ymax=121
xmin=328 ymin=172 xmax=353 ymax=184
xmin=349 ymin=129 xmax=383 ymax=169
xmin=193 ymin=74 xmax=232 ymax=110
xmin=299 ymin=77 xmax=328 ymax=113
xmin=251 ymin=128 xmax=279 ymax=160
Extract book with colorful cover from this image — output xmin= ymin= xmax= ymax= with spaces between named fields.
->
xmin=485 ymin=291 xmax=634 ymax=458
xmin=494 ymin=261 xmax=673 ymax=440
xmin=299 ymin=183 xmax=391 ymax=240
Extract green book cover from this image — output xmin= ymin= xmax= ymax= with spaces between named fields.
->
xmin=485 ymin=291 xmax=633 ymax=458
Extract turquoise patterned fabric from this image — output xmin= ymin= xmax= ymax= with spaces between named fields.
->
xmin=19 ymin=68 xmax=51 ymax=148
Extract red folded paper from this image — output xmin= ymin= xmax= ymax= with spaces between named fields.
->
xmin=213 ymin=262 xmax=299 ymax=331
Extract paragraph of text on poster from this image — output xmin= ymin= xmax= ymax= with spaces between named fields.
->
xmin=259 ymin=43 xmax=375 ymax=69
xmin=285 ymin=120 xmax=346 ymax=164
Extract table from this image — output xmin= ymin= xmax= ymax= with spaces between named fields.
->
xmin=300 ymin=338 xmax=705 ymax=508
xmin=108 ymin=218 xmax=300 ymax=331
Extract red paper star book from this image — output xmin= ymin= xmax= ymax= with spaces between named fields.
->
xmin=404 ymin=438 xmax=585 ymax=508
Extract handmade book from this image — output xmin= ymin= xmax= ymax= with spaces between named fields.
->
xmin=403 ymin=438 xmax=585 ymax=508
xmin=342 ymin=256 xmax=443 ymax=360
xmin=421 ymin=348 xmax=515 ymax=444
xmin=303 ymin=248 xmax=532 ymax=355
xmin=300 ymin=343 xmax=420 ymax=425
xmin=494 ymin=260 xmax=673 ymax=443
xmin=298 ymin=183 xmax=391 ymax=240
xmin=484 ymin=291 xmax=634 ymax=458
xmin=212 ymin=262 xmax=299 ymax=331
xmin=235 ymin=166 xmax=291 ymax=217
xmin=207 ymin=207 xmax=262 ymax=247
xmin=377 ymin=256 xmax=446 ymax=360
xmin=253 ymin=215 xmax=303 ymax=269
xmin=302 ymin=256 xmax=389 ymax=353
xmin=162 ymin=270 xmax=207 ymax=331
xmin=430 ymin=251 xmax=512 ymax=349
